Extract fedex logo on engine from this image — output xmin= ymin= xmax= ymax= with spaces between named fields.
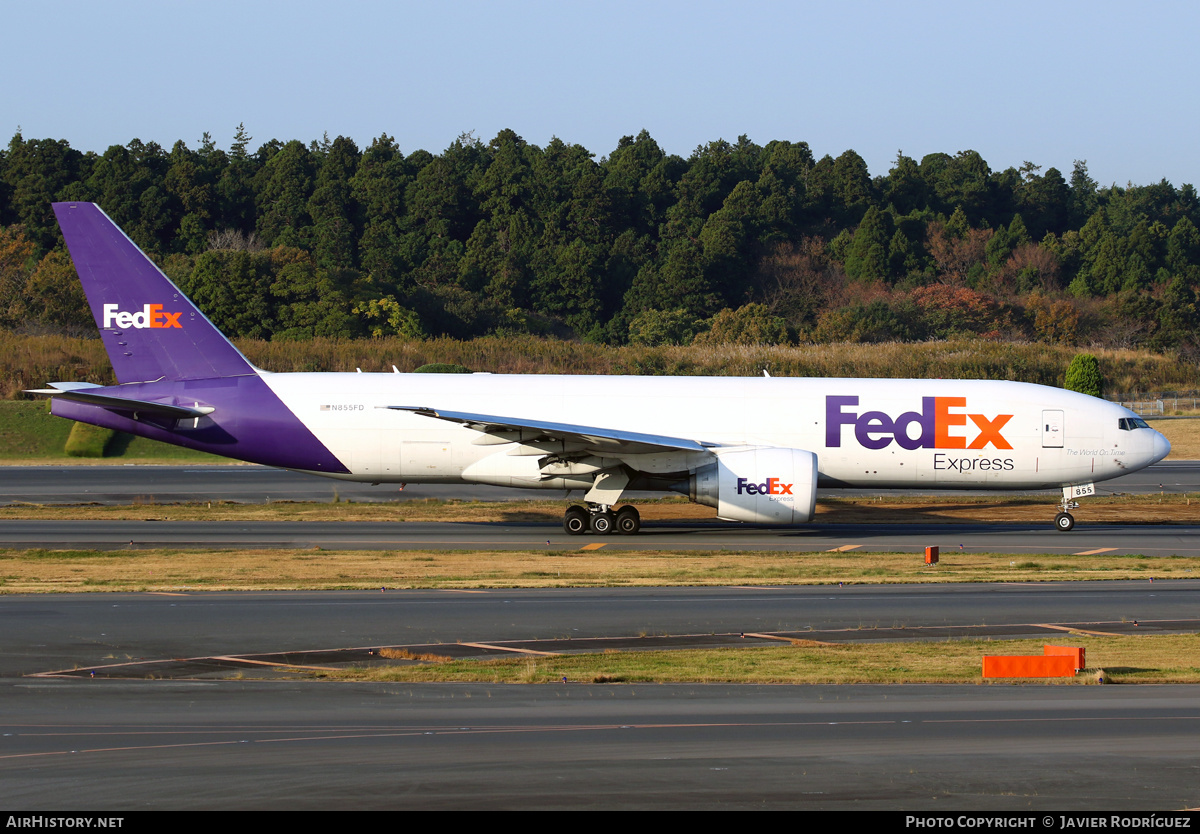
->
xmin=826 ymin=396 xmax=1013 ymax=450
xmin=736 ymin=477 xmax=793 ymax=496
xmin=103 ymin=304 xmax=183 ymax=329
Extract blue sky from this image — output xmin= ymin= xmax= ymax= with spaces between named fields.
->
xmin=4 ymin=0 xmax=1197 ymax=188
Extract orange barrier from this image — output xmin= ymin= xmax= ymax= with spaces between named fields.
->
xmin=1043 ymin=645 xmax=1086 ymax=670
xmin=925 ymin=546 xmax=939 ymax=565
xmin=982 ymin=654 xmax=1077 ymax=678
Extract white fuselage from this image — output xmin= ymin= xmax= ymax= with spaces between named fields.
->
xmin=258 ymin=372 xmax=1169 ymax=491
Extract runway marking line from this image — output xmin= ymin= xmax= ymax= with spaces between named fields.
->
xmin=27 ymin=657 xmax=181 ymax=677
xmin=211 ymin=655 xmax=342 ymax=672
xmin=1035 ymin=623 xmax=1126 ymax=637
xmin=744 ymin=632 xmax=794 ymax=643
xmin=826 ymin=544 xmax=861 ymax=552
xmin=459 ymin=642 xmax=560 ymax=656
xmin=743 ymin=632 xmax=836 ymax=645
xmin=1074 ymin=547 xmax=1118 ymax=555
xmin=580 ymin=543 xmax=606 ymax=550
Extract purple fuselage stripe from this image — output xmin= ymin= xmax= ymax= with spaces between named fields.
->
xmin=51 ymin=375 xmax=349 ymax=474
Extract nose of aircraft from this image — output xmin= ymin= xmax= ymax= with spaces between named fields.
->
xmin=1152 ymin=430 xmax=1171 ymax=464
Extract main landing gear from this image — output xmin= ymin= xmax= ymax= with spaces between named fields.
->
xmin=563 ymin=504 xmax=641 ymax=535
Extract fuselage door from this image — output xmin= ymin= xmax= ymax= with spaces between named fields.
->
xmin=1042 ymin=410 xmax=1064 ymax=448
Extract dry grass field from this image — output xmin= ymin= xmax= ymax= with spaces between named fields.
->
xmin=2 ymin=546 xmax=1196 ymax=594
xmin=6 ymin=331 xmax=1200 ymax=398
xmin=330 ymin=634 xmax=1200 ymax=685
xmin=1154 ymin=416 xmax=1200 ymax=459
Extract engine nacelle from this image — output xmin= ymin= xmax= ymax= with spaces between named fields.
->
xmin=690 ymin=447 xmax=818 ymax=524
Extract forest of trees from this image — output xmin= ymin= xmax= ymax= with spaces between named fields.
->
xmin=1 ymin=126 xmax=1198 ymax=357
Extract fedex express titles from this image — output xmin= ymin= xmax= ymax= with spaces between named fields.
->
xmin=826 ymin=395 xmax=1016 ymax=471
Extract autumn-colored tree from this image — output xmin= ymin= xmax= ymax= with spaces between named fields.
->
xmin=751 ymin=238 xmax=844 ymax=329
xmin=0 ymin=224 xmax=36 ymax=324
xmin=927 ymin=218 xmax=992 ymax=286
xmin=994 ymin=242 xmax=1060 ymax=295
xmin=24 ymin=250 xmax=90 ymax=330
xmin=907 ymin=285 xmax=999 ymax=338
xmin=1026 ymin=292 xmax=1080 ymax=344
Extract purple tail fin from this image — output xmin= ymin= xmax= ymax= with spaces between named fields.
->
xmin=53 ymin=202 xmax=255 ymax=383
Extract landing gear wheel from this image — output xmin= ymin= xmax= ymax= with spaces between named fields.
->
xmin=591 ymin=511 xmax=615 ymax=535
xmin=1054 ymin=511 xmax=1075 ymax=532
xmin=564 ymin=505 xmax=589 ymax=535
xmin=615 ymin=505 xmax=641 ymax=535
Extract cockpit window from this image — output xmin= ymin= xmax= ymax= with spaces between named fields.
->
xmin=1118 ymin=417 xmax=1151 ymax=430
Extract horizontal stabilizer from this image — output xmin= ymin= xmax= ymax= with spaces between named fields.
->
xmin=41 ymin=381 xmax=104 ymax=392
xmin=25 ymin=388 xmax=215 ymax=419
xmin=387 ymin=406 xmax=710 ymax=456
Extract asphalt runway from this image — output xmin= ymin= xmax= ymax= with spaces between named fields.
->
xmin=4 ymin=584 xmax=1200 ymax=810
xmin=1 ymin=518 xmax=1198 ymax=556
xmin=5 ymin=680 xmax=1199 ymax=810
xmin=2 ymin=460 xmax=1197 ymax=504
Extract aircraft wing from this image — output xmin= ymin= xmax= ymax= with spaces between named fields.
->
xmin=385 ymin=406 xmax=712 ymax=456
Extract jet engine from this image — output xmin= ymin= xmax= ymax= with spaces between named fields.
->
xmin=689 ymin=447 xmax=818 ymax=524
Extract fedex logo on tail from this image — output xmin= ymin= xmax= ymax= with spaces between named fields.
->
xmin=103 ymin=304 xmax=182 ymax=329
xmin=827 ymin=396 xmax=1013 ymax=450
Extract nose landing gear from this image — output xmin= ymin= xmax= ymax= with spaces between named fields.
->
xmin=1053 ymin=483 xmax=1093 ymax=531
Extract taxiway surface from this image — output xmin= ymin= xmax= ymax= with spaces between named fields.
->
xmin=1 ymin=518 xmax=1198 ymax=556
xmin=6 ymin=583 xmax=1199 ymax=678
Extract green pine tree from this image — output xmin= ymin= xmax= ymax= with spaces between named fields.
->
xmin=1064 ymin=353 xmax=1103 ymax=397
